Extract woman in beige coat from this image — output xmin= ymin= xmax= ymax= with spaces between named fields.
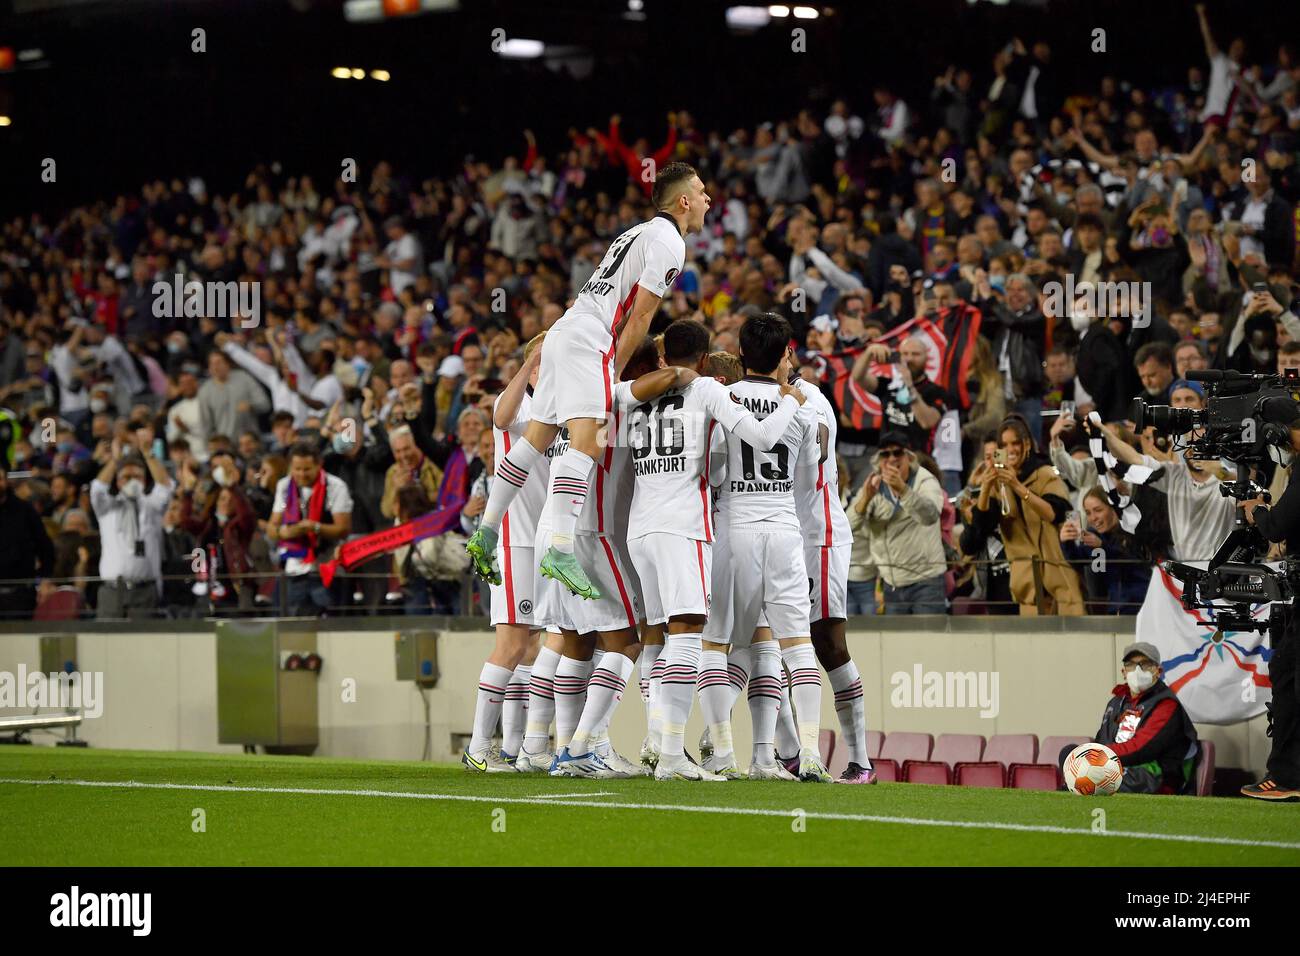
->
xmin=972 ymin=415 xmax=1084 ymax=615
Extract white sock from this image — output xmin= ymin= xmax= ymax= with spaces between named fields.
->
xmin=639 ymin=642 xmax=661 ymax=703
xmin=522 ymin=646 xmax=560 ymax=755
xmin=469 ymin=662 xmax=513 ymax=755
xmin=647 ymin=650 xmax=666 ymax=744
xmin=828 ymin=660 xmax=869 ymax=769
xmin=659 ymin=633 xmax=702 ymax=759
xmin=547 ymin=449 xmax=596 ymax=553
xmin=569 ymin=652 xmax=634 ymax=757
xmin=697 ymin=649 xmax=735 ymax=762
xmin=553 ymin=655 xmax=594 ymax=752
xmin=775 ymin=669 xmax=801 ymax=761
xmin=482 ymin=439 xmax=544 ymax=531
xmin=501 ymin=664 xmax=531 ymax=757
xmin=748 ymin=642 xmax=783 ymax=766
xmin=783 ymin=643 xmax=823 ymax=758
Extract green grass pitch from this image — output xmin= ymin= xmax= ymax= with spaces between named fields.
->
xmin=1 ymin=748 xmax=1297 ymax=866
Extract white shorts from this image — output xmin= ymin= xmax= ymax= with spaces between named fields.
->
xmin=806 ymin=543 xmax=850 ymax=622
xmin=490 ymin=545 xmax=536 ymax=627
xmin=629 ymin=533 xmax=712 ymax=625
xmin=533 ymin=527 xmax=574 ymax=632
xmin=532 ymin=311 xmax=616 ymax=426
xmin=703 ymin=526 xmax=810 ymax=648
xmin=536 ymin=529 xmax=640 ymax=634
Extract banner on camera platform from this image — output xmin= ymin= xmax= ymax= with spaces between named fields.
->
xmin=1134 ymin=566 xmax=1273 ymax=725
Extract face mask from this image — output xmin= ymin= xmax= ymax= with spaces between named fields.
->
xmin=90 ymin=398 xmax=108 ymax=414
xmin=57 ymin=440 xmax=74 ymax=453
xmin=167 ymin=342 xmax=185 ymax=355
xmin=1151 ymin=227 xmax=1170 ymax=246
xmin=332 ymin=434 xmax=356 ymax=455
xmin=213 ymin=466 xmax=234 ymax=488
xmin=215 ymin=512 xmax=229 ymax=526
xmin=1126 ymin=667 xmax=1155 ymax=695
xmin=989 ymin=274 xmax=1006 ymax=292
xmin=121 ymin=478 xmax=144 ymax=499
xmin=1070 ymin=309 xmax=1093 ymax=333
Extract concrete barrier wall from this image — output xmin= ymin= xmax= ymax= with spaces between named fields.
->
xmin=0 ymin=620 xmax=1269 ymax=775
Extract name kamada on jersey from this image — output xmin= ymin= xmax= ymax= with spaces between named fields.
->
xmin=714 ymin=378 xmax=818 ymax=532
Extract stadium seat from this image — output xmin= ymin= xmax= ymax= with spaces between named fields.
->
xmin=1194 ymin=740 xmax=1216 ymax=797
xmin=819 ymin=729 xmax=836 ymax=770
xmin=931 ymin=733 xmax=985 ymax=767
xmin=953 ymin=762 xmax=1006 ymax=788
xmin=1040 ymin=736 xmax=1090 ymax=768
xmin=1008 ymin=763 xmax=1060 ymax=791
xmin=879 ymin=731 xmax=933 ymax=766
xmin=983 ymin=733 xmax=1037 ymax=767
xmin=866 ymin=730 xmax=884 ymax=759
xmin=902 ymin=760 xmax=951 ymax=785
xmin=872 ymin=759 xmax=899 ymax=782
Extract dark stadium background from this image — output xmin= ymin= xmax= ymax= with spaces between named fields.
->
xmin=0 ymin=0 xmax=1295 ymax=218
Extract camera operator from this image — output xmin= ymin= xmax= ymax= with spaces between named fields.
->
xmin=1094 ymin=381 xmax=1237 ymax=563
xmin=1239 ymin=408 xmax=1300 ymax=800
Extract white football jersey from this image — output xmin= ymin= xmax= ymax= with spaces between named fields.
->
xmin=572 ymin=214 xmax=685 ymax=332
xmin=714 ymin=377 xmax=820 ymax=532
xmin=792 ymin=378 xmax=853 ymax=548
xmin=618 ymin=376 xmax=802 ymax=543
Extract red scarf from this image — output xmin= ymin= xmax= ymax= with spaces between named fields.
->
xmin=318 ymin=511 xmax=446 ymax=588
xmin=280 ymin=470 xmax=327 ymax=564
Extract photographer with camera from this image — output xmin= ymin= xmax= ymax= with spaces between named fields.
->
xmin=1095 ymin=380 xmax=1237 ymax=563
xmin=1238 ymin=407 xmax=1300 ymax=800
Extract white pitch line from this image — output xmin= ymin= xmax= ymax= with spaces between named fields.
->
xmin=525 ymin=791 xmax=616 ymax=799
xmin=2 ymin=777 xmax=1297 ymax=852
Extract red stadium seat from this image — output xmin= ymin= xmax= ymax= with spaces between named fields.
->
xmin=819 ymin=729 xmax=836 ymax=770
xmin=872 ymin=759 xmax=899 ymax=782
xmin=879 ymin=731 xmax=933 ymax=766
xmin=902 ymin=760 xmax=951 ymax=785
xmin=1040 ymin=736 xmax=1090 ymax=768
xmin=1194 ymin=740 xmax=1215 ymax=797
xmin=1009 ymin=763 xmax=1059 ymax=791
xmin=931 ymin=733 xmax=985 ymax=767
xmin=984 ymin=734 xmax=1037 ymax=768
xmin=866 ymin=730 xmax=885 ymax=759
xmin=953 ymin=762 xmax=1006 ymax=788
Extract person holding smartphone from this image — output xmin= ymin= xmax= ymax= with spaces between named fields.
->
xmin=972 ymin=414 xmax=1084 ymax=615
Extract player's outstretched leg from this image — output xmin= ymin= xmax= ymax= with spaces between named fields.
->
xmin=540 ymin=547 xmax=602 ymax=601
xmin=469 ymin=422 xmax=558 ymax=583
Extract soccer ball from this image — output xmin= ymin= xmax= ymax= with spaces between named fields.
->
xmin=1062 ymin=743 xmax=1123 ymax=796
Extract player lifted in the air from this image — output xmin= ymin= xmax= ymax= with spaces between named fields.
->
xmin=465 ymin=162 xmax=709 ymax=600
xmin=619 ymin=319 xmax=807 ymax=780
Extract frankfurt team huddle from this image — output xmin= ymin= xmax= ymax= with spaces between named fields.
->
xmin=463 ymin=162 xmax=874 ymax=783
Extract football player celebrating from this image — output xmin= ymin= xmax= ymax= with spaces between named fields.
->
xmin=466 ymin=163 xmax=710 ymax=601
xmin=622 ymin=319 xmax=807 ymax=780
xmin=698 ymin=313 xmax=832 ymax=782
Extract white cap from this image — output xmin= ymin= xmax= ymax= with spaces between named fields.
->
xmin=438 ymin=355 xmax=465 ymax=378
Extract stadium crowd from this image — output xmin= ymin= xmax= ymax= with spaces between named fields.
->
xmin=0 ymin=6 xmax=1298 ymax=620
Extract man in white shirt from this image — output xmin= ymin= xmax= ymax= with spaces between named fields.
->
xmin=90 ymin=430 xmax=174 ymax=619
xmin=378 ymin=217 xmax=424 ymax=296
